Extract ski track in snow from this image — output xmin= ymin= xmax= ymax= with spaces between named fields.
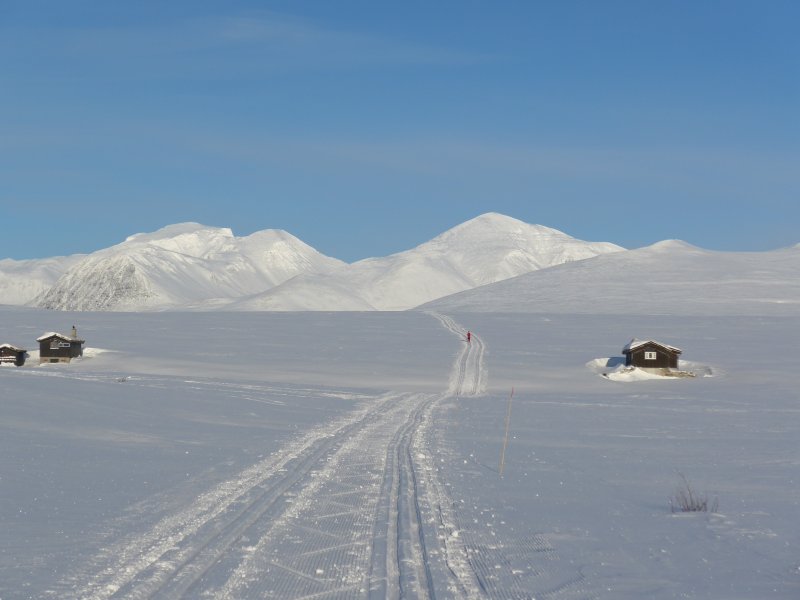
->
xmin=59 ymin=387 xmax=401 ymax=599
xmin=48 ymin=313 xmax=596 ymax=599
xmin=51 ymin=313 xmax=482 ymax=599
xmin=427 ymin=312 xmax=487 ymax=398
xmin=430 ymin=312 xmax=594 ymax=600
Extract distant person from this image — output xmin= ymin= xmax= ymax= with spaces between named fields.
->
xmin=467 ymin=331 xmax=471 ymax=343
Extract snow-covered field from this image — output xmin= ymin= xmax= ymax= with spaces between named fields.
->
xmin=1 ymin=307 xmax=799 ymax=598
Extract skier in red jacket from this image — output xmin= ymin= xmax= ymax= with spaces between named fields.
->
xmin=467 ymin=331 xmax=471 ymax=343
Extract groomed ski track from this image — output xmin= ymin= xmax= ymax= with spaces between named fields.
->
xmin=63 ymin=313 xmax=487 ymax=599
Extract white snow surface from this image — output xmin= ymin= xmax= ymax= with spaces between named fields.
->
xmin=424 ymin=239 xmax=800 ymax=315
xmin=3 ymin=220 xmax=800 ymax=598
xmin=585 ymin=358 xmax=712 ymax=381
xmin=2 ymin=296 xmax=800 ymax=598
xmin=228 ymin=213 xmax=624 ymax=311
xmin=32 ymin=224 xmax=345 ymax=311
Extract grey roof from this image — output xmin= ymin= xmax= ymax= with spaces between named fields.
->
xmin=622 ymin=339 xmax=682 ymax=354
xmin=36 ymin=332 xmax=85 ymax=343
xmin=0 ymin=343 xmax=26 ymax=352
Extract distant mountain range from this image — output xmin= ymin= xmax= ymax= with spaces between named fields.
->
xmin=1 ymin=213 xmax=797 ymax=314
xmin=32 ymin=224 xmax=345 ymax=311
xmin=0 ymin=213 xmax=621 ymax=311
xmin=226 ymin=213 xmax=624 ymax=311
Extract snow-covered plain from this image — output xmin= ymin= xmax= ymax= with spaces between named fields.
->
xmin=1 ymin=304 xmax=799 ymax=598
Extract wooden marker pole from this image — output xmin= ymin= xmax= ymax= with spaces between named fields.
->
xmin=499 ymin=387 xmax=514 ymax=477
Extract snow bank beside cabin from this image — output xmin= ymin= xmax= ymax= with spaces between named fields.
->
xmin=586 ymin=358 xmax=715 ymax=381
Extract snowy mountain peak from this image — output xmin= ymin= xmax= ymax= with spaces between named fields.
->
xmin=34 ymin=224 xmax=345 ymax=311
xmin=643 ymin=239 xmax=702 ymax=253
xmin=431 ymin=212 xmax=559 ymax=245
xmin=119 ymin=223 xmax=240 ymax=260
xmin=422 ymin=214 xmax=624 ymax=266
xmin=446 ymin=211 xmax=529 ymax=230
xmin=234 ymin=214 xmax=625 ymax=312
xmin=241 ymin=228 xmax=298 ymax=244
xmin=14 ymin=213 xmax=637 ymax=312
xmin=124 ymin=222 xmax=230 ymax=244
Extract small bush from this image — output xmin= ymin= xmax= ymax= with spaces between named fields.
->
xmin=670 ymin=473 xmax=718 ymax=513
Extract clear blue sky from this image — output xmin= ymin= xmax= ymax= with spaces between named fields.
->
xmin=2 ymin=1 xmax=798 ymax=261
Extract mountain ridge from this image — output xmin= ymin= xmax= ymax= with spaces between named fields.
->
xmin=0 ymin=254 xmax=86 ymax=306
xmin=11 ymin=213 xmax=625 ymax=311
xmin=4 ymin=214 xmax=796 ymax=313
xmin=422 ymin=240 xmax=800 ymax=316
xmin=221 ymin=213 xmax=624 ymax=311
xmin=33 ymin=224 xmax=346 ymax=311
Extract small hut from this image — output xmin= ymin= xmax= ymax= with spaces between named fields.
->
xmin=38 ymin=326 xmax=85 ymax=364
xmin=623 ymin=339 xmax=682 ymax=369
xmin=0 ymin=344 xmax=27 ymax=367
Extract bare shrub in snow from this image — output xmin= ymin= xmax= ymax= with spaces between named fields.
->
xmin=670 ymin=473 xmax=718 ymax=513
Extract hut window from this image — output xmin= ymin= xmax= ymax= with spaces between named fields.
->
xmin=644 ymin=351 xmax=657 ymax=360
xmin=50 ymin=340 xmax=60 ymax=349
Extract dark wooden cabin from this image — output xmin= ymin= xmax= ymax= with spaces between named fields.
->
xmin=38 ymin=327 xmax=85 ymax=364
xmin=623 ymin=339 xmax=682 ymax=369
xmin=0 ymin=344 xmax=27 ymax=367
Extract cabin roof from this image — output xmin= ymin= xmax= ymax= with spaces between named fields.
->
xmin=622 ymin=338 xmax=682 ymax=354
xmin=0 ymin=343 xmax=26 ymax=352
xmin=37 ymin=332 xmax=86 ymax=343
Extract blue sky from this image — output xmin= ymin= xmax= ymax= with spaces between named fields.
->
xmin=2 ymin=1 xmax=798 ymax=261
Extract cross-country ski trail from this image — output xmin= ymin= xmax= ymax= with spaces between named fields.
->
xmin=60 ymin=313 xmax=485 ymax=599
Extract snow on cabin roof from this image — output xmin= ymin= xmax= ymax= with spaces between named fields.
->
xmin=0 ymin=343 xmax=26 ymax=351
xmin=622 ymin=338 xmax=682 ymax=354
xmin=36 ymin=332 xmax=85 ymax=343
xmin=37 ymin=331 xmax=66 ymax=342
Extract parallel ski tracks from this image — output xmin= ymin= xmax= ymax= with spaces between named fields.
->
xmin=67 ymin=391 xmax=405 ymax=600
xmin=427 ymin=315 xmax=594 ymax=600
xmin=428 ymin=312 xmax=487 ymax=397
xmin=64 ymin=313 xmax=487 ymax=599
xmin=213 ymin=392 xmax=441 ymax=599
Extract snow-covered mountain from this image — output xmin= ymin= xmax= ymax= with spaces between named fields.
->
xmin=34 ymin=224 xmax=346 ymax=311
xmin=23 ymin=213 xmax=797 ymax=315
xmin=0 ymin=255 xmax=84 ymax=306
xmin=423 ymin=239 xmax=800 ymax=315
xmin=227 ymin=213 xmax=625 ymax=311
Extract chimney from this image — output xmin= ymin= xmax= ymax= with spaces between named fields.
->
xmin=71 ymin=325 xmax=78 ymax=339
